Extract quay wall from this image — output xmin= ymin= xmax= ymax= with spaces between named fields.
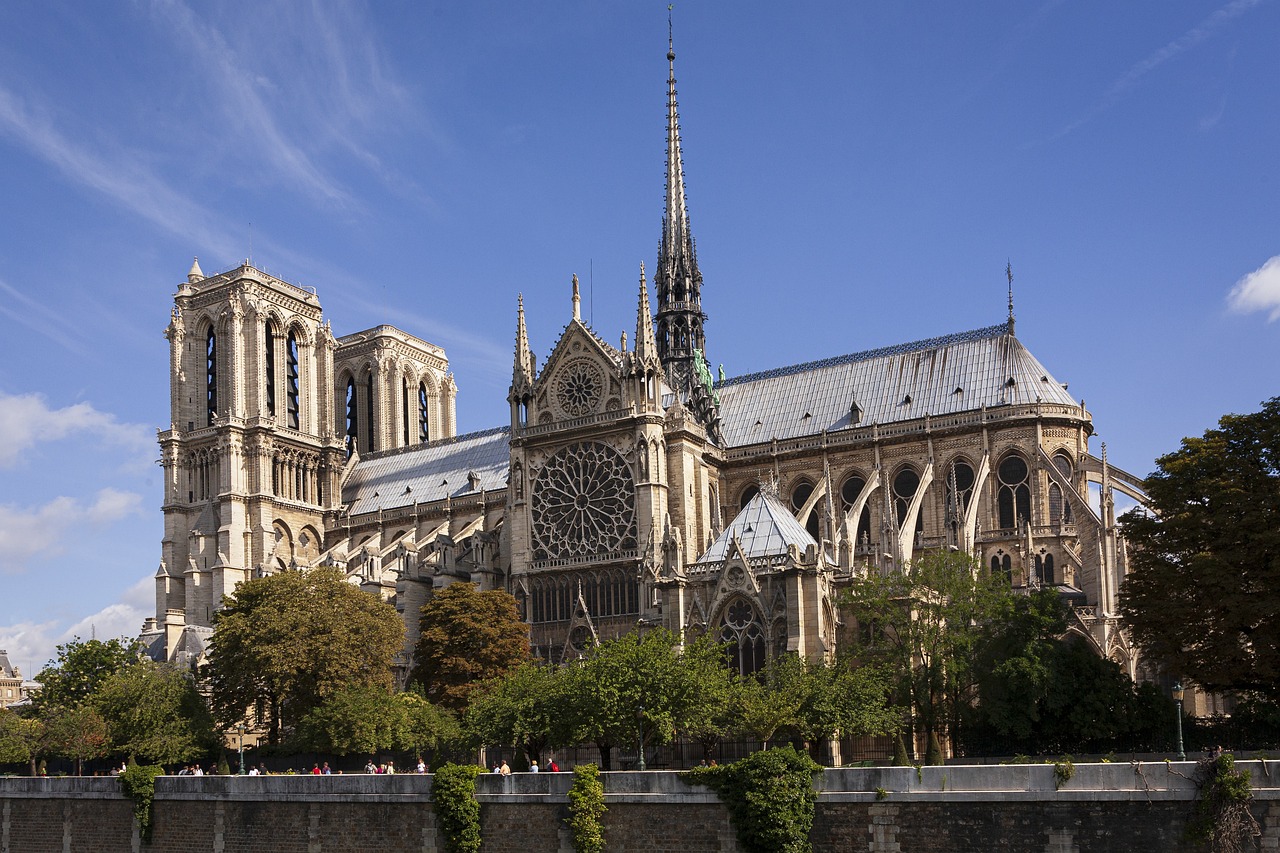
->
xmin=3 ymin=761 xmax=1279 ymax=852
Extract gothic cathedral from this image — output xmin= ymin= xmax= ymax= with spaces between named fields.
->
xmin=144 ymin=36 xmax=1151 ymax=684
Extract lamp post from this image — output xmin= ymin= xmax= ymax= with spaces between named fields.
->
xmin=636 ymin=703 xmax=646 ymax=772
xmin=1172 ymin=681 xmax=1186 ymax=761
xmin=237 ymin=722 xmax=246 ymax=775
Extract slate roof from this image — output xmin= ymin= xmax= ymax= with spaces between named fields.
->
xmin=696 ymin=491 xmax=818 ymax=565
xmin=715 ymin=324 xmax=1078 ymax=448
xmin=343 ymin=426 xmax=510 ymax=516
xmin=0 ymin=649 xmax=15 ymax=678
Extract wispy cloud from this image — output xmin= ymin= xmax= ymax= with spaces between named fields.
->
xmin=0 ymin=391 xmax=152 ymax=469
xmin=1046 ymin=0 xmax=1261 ymax=142
xmin=0 ymin=277 xmax=87 ymax=354
xmin=0 ymin=575 xmax=153 ymax=674
xmin=1228 ymin=255 xmax=1280 ymax=321
xmin=0 ymin=85 xmax=240 ymax=258
xmin=0 ymin=488 xmax=144 ymax=574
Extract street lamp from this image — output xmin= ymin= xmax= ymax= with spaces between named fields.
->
xmin=636 ymin=703 xmax=646 ymax=772
xmin=237 ymin=723 xmax=246 ymax=775
xmin=1172 ymin=681 xmax=1186 ymax=761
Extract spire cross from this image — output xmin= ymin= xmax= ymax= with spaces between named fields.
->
xmin=1006 ymin=260 xmax=1016 ymax=334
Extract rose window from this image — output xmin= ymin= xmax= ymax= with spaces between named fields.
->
xmin=532 ymin=441 xmax=636 ymax=559
xmin=556 ymin=360 xmax=604 ymax=417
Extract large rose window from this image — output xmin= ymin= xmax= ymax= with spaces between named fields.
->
xmin=532 ymin=441 xmax=636 ymax=559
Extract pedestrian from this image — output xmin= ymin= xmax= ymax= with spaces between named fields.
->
xmin=492 ymin=763 xmax=501 ymax=773
xmin=321 ymin=762 xmax=332 ymax=775
xmin=548 ymin=758 xmax=560 ymax=772
xmin=365 ymin=760 xmax=377 ymax=774
xmin=499 ymin=760 xmax=511 ymax=776
xmin=416 ymin=757 xmax=427 ymax=774
xmin=530 ymin=760 xmax=539 ymax=772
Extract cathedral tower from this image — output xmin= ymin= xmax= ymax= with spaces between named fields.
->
xmin=154 ymin=261 xmax=345 ymax=660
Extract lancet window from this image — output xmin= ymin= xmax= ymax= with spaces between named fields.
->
xmin=205 ymin=327 xmax=217 ymax=426
xmin=790 ymin=480 xmax=821 ymax=540
xmin=893 ymin=466 xmax=924 ymax=536
xmin=264 ymin=323 xmax=276 ymax=417
xmin=840 ymin=474 xmax=873 ymax=550
xmin=997 ymin=454 xmax=1032 ymax=530
xmin=1048 ymin=453 xmax=1074 ymax=525
xmin=718 ymin=597 xmax=766 ymax=676
xmin=419 ymin=383 xmax=430 ymax=443
xmin=286 ymin=332 xmax=300 ymax=430
xmin=344 ymin=378 xmax=357 ymax=458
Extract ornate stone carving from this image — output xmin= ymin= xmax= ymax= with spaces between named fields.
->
xmin=555 ymin=359 xmax=604 ymax=417
xmin=531 ymin=441 xmax=636 ymax=559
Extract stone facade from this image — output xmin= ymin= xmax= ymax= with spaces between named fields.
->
xmin=145 ymin=36 xmax=1151 ymax=695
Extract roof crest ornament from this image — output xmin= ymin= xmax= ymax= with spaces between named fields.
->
xmin=572 ymin=274 xmax=581 ymax=323
xmin=1006 ymin=260 xmax=1016 ymax=336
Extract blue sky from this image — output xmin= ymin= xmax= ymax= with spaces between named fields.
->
xmin=1 ymin=1 xmax=1277 ymax=677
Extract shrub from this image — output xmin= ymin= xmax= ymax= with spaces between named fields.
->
xmin=681 ymin=746 xmax=821 ymax=853
xmin=432 ymin=763 xmax=483 ymax=853
xmin=565 ymin=763 xmax=607 ymax=853
xmin=1188 ymin=752 xmax=1260 ymax=853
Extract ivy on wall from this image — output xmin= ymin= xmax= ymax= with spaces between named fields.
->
xmin=432 ymin=763 xmax=484 ymax=853
xmin=681 ymin=746 xmax=822 ymax=853
xmin=566 ymin=763 xmax=607 ymax=853
xmin=118 ymin=764 xmax=165 ymax=842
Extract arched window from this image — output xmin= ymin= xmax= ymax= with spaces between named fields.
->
xmin=286 ymin=332 xmax=300 ymax=430
xmin=739 ymin=484 xmax=760 ymax=510
xmin=344 ymin=378 xmax=357 ymax=458
xmin=205 ymin=327 xmax=218 ymax=426
xmin=365 ymin=371 xmax=376 ymax=453
xmin=945 ymin=459 xmax=975 ymax=533
xmin=719 ymin=598 xmax=766 ymax=676
xmin=1049 ymin=454 xmax=1074 ymax=524
xmin=263 ymin=323 xmax=276 ymax=417
xmin=1001 ymin=553 xmax=1012 ymax=583
xmin=1033 ymin=553 xmax=1044 ymax=585
xmin=893 ymin=467 xmax=924 ymax=536
xmin=997 ymin=454 xmax=1031 ymax=530
xmin=840 ymin=474 xmax=873 ymax=548
xmin=790 ymin=480 xmax=820 ymax=540
xmin=1044 ymin=554 xmax=1055 ymax=585
xmin=419 ymin=383 xmax=431 ymax=443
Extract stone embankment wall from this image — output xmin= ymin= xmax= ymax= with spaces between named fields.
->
xmin=2 ymin=761 xmax=1279 ymax=852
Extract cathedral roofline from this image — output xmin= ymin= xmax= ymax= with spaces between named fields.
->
xmin=718 ymin=323 xmax=1011 ymax=388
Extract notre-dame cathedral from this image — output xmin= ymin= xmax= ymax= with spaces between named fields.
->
xmin=143 ymin=36 xmax=1151 ymax=686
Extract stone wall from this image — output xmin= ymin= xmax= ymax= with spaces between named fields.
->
xmin=3 ymin=762 xmax=1278 ymax=852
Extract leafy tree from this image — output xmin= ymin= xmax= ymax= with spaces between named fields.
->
xmin=0 ymin=709 xmax=43 ymax=774
xmin=560 ymin=629 xmax=727 ymax=770
xmin=973 ymin=590 xmax=1067 ymax=743
xmin=294 ymin=684 xmax=458 ymax=756
xmin=92 ymin=660 xmax=216 ymax=765
xmin=410 ymin=583 xmax=530 ymax=713
xmin=33 ymin=637 xmax=142 ymax=714
xmin=770 ymin=655 xmax=897 ymax=759
xmin=205 ymin=567 xmax=404 ymax=743
xmin=731 ymin=673 xmax=799 ymax=750
xmin=41 ymin=705 xmax=108 ymax=775
xmin=1120 ymin=397 xmax=1280 ymax=701
xmin=842 ymin=551 xmax=1011 ymax=750
xmin=465 ymin=661 xmax=566 ymax=765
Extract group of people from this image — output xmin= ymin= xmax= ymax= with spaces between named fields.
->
xmin=490 ymin=758 xmax=560 ymax=774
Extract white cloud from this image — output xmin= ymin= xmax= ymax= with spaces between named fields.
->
xmin=0 ymin=488 xmax=144 ymax=574
xmin=0 ymin=576 xmax=153 ymax=677
xmin=0 ymin=391 xmax=152 ymax=469
xmin=1227 ymin=255 xmax=1280 ymax=321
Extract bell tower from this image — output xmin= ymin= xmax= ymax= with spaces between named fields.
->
xmin=155 ymin=260 xmax=345 ymax=660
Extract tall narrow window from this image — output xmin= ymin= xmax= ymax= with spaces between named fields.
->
xmin=344 ymin=378 xmax=357 ymax=458
xmin=365 ymin=372 xmax=376 ymax=453
xmin=205 ymin=327 xmax=218 ymax=426
xmin=945 ymin=459 xmax=975 ymax=535
xmin=286 ymin=332 xmax=300 ymax=430
xmin=841 ymin=474 xmax=873 ymax=548
xmin=402 ymin=378 xmax=411 ymax=447
xmin=263 ymin=324 xmax=276 ymax=417
xmin=1050 ymin=454 xmax=1074 ymax=524
xmin=419 ymin=383 xmax=430 ymax=443
xmin=997 ymin=454 xmax=1031 ymax=530
xmin=893 ymin=467 xmax=924 ymax=536
xmin=719 ymin=598 xmax=766 ymax=676
xmin=1044 ymin=554 xmax=1056 ymax=585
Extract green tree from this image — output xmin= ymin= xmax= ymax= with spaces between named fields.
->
xmin=973 ymin=590 xmax=1066 ymax=744
xmin=294 ymin=684 xmax=457 ymax=756
xmin=842 ymin=551 xmax=1012 ymax=751
xmin=33 ymin=637 xmax=142 ymax=714
xmin=465 ymin=661 xmax=566 ymax=765
xmin=0 ymin=709 xmax=43 ymax=774
xmin=410 ymin=583 xmax=530 ymax=713
xmin=92 ymin=660 xmax=216 ymax=765
xmin=1120 ymin=397 xmax=1280 ymax=700
xmin=205 ymin=567 xmax=404 ymax=743
xmin=41 ymin=705 xmax=108 ymax=775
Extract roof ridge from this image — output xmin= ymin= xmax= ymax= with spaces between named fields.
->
xmin=717 ymin=323 xmax=1010 ymax=388
xmin=357 ymin=425 xmax=510 ymax=463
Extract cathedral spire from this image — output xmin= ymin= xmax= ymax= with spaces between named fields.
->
xmin=635 ymin=262 xmax=659 ymax=366
xmin=653 ymin=21 xmax=707 ymax=400
xmin=512 ymin=293 xmax=534 ymax=391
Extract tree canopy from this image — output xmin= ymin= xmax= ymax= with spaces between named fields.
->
xmin=205 ymin=567 xmax=404 ymax=742
xmin=33 ymin=637 xmax=142 ymax=714
xmin=294 ymin=684 xmax=458 ymax=756
xmin=410 ymin=583 xmax=530 ymax=712
xmin=92 ymin=660 xmax=216 ymax=765
xmin=1120 ymin=397 xmax=1280 ymax=700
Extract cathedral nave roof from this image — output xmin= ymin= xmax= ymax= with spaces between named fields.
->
xmin=714 ymin=324 xmax=1079 ymax=448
